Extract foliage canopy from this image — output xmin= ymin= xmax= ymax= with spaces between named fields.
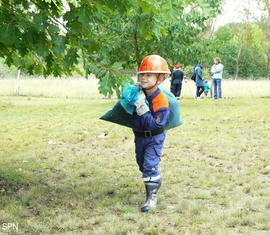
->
xmin=0 ymin=0 xmax=222 ymax=95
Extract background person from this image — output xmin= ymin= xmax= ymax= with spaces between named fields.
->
xmin=211 ymin=57 xmax=224 ymax=99
xmin=194 ymin=64 xmax=204 ymax=99
xmin=170 ymin=64 xmax=184 ymax=99
xmin=203 ymin=80 xmax=211 ymax=96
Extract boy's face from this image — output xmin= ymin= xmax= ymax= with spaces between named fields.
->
xmin=138 ymin=73 xmax=164 ymax=89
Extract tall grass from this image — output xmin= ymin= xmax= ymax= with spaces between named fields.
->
xmin=0 ymin=77 xmax=269 ymax=98
xmin=0 ymin=76 xmax=100 ymax=99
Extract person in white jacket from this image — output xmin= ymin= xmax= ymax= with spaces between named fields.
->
xmin=211 ymin=57 xmax=224 ymax=99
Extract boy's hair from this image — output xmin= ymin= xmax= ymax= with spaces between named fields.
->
xmin=214 ymin=57 xmax=221 ymax=63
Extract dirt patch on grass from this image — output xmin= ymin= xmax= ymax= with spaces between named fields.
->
xmin=0 ymin=176 xmax=28 ymax=195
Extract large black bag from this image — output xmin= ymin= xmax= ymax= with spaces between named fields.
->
xmin=100 ymin=101 xmax=133 ymax=128
xmin=100 ymin=86 xmax=182 ymax=130
xmin=191 ymin=73 xmax=196 ymax=81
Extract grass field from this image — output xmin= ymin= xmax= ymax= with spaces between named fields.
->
xmin=0 ymin=79 xmax=270 ymax=234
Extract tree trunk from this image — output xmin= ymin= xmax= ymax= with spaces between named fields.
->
xmin=134 ymin=31 xmax=140 ymax=68
xmin=267 ymin=49 xmax=270 ymax=79
xmin=16 ymin=68 xmax=21 ymax=96
xmin=235 ymin=45 xmax=242 ymax=80
xmin=208 ymin=18 xmax=217 ymax=40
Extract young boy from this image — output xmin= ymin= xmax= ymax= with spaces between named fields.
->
xmin=203 ymin=80 xmax=211 ymax=96
xmin=132 ymin=55 xmax=170 ymax=212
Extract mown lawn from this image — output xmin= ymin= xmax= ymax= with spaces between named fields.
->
xmin=0 ymin=95 xmax=270 ymax=235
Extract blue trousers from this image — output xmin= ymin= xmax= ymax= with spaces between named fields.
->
xmin=212 ymin=78 xmax=222 ymax=99
xmin=134 ymin=133 xmax=165 ymax=183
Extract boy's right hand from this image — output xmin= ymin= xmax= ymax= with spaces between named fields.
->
xmin=134 ymin=91 xmax=150 ymax=116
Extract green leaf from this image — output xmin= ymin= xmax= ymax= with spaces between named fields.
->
xmin=34 ymin=64 xmax=44 ymax=75
xmin=112 ymin=62 xmax=123 ymax=70
xmin=77 ymin=7 xmax=90 ymax=24
xmin=52 ymin=36 xmax=66 ymax=56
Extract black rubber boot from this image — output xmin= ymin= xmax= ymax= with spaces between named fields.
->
xmin=141 ymin=182 xmax=161 ymax=212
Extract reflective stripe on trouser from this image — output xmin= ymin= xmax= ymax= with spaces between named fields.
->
xmin=143 ymin=175 xmax=161 ymax=182
xmin=135 ymin=133 xmax=165 ymax=183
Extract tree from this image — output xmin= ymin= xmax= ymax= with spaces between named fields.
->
xmin=0 ymin=0 xmax=222 ymax=96
xmin=211 ymin=22 xmax=268 ymax=79
xmin=257 ymin=0 xmax=270 ymax=78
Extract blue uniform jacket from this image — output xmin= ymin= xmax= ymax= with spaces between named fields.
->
xmin=171 ymin=69 xmax=184 ymax=85
xmin=195 ymin=65 xmax=204 ymax=87
xmin=132 ymin=88 xmax=170 ymax=131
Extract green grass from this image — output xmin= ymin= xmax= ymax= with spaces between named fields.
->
xmin=0 ymin=82 xmax=270 ymax=234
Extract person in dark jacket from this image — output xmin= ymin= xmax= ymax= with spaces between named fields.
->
xmin=194 ymin=64 xmax=204 ymax=99
xmin=170 ymin=64 xmax=184 ymax=99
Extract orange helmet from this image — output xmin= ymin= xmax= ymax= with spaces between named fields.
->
xmin=138 ymin=55 xmax=171 ymax=74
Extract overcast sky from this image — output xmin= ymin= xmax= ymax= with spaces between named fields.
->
xmin=214 ymin=0 xmax=264 ymax=29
